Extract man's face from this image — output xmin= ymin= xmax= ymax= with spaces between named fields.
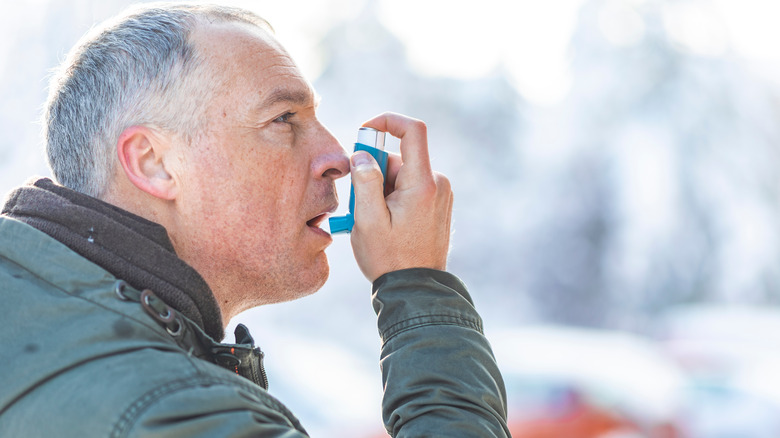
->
xmin=170 ymin=22 xmax=349 ymax=313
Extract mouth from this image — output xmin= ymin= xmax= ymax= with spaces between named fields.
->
xmin=306 ymin=212 xmax=330 ymax=230
xmin=306 ymin=204 xmax=338 ymax=234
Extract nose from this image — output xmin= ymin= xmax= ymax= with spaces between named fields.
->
xmin=313 ymin=123 xmax=350 ymax=180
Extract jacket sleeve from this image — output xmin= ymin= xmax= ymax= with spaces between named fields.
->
xmin=372 ymin=268 xmax=510 ymax=437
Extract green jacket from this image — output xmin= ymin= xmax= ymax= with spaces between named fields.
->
xmin=0 ymin=216 xmax=509 ymax=437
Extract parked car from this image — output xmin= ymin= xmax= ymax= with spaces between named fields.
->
xmin=489 ymin=325 xmax=685 ymax=437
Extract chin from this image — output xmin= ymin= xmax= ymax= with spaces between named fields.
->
xmin=300 ymin=259 xmax=330 ymax=296
xmin=277 ymin=256 xmax=330 ymax=303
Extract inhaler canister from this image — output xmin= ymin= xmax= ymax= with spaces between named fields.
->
xmin=357 ymin=127 xmax=385 ymax=150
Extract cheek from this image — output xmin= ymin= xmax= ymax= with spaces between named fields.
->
xmin=185 ymin=144 xmax=311 ymax=237
xmin=256 ymin=158 xmax=311 ymax=211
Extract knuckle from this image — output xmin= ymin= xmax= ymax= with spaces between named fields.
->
xmin=359 ymin=169 xmax=384 ymax=185
xmin=353 ymin=171 xmax=383 ymax=194
xmin=418 ymin=177 xmax=437 ymax=198
xmin=412 ymin=119 xmax=428 ymax=135
xmin=433 ymin=172 xmax=451 ymax=193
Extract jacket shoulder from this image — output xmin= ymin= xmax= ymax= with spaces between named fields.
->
xmin=2 ymin=347 xmax=305 ymax=437
xmin=0 ymin=217 xmax=305 ymax=437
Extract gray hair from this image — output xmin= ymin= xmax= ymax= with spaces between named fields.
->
xmin=44 ymin=3 xmax=272 ymax=197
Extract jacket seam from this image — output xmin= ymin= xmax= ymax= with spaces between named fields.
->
xmin=109 ymin=375 xmax=291 ymax=437
xmin=110 ymin=376 xmax=241 ymax=437
xmin=380 ymin=314 xmax=483 ymax=345
xmin=0 ymin=347 xmax=182 ymax=419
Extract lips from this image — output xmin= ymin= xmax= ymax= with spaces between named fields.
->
xmin=306 ymin=203 xmax=338 ymax=232
xmin=306 ymin=212 xmax=330 ymax=229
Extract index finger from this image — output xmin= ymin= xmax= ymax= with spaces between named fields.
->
xmin=362 ymin=112 xmax=433 ymax=185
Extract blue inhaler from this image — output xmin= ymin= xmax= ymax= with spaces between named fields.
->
xmin=329 ymin=127 xmax=389 ymax=234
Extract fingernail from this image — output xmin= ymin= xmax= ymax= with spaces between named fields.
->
xmin=351 ymin=151 xmax=373 ymax=169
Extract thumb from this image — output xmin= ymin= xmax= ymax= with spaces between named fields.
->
xmin=350 ymin=151 xmax=389 ymax=230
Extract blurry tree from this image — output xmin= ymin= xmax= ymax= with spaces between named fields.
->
xmin=515 ymin=0 xmax=780 ymax=329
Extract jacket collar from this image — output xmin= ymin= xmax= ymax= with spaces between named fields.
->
xmin=115 ymin=281 xmax=268 ymax=389
xmin=1 ymin=177 xmax=225 ymax=341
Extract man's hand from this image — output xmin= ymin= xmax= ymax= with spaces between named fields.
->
xmin=349 ymin=112 xmax=453 ymax=282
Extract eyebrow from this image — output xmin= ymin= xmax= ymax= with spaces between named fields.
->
xmin=258 ymin=87 xmax=321 ymax=111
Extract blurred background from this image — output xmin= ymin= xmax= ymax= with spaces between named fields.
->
xmin=3 ymin=0 xmax=780 ymax=436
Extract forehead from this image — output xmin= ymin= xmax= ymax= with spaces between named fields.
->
xmin=191 ymin=21 xmax=314 ymax=108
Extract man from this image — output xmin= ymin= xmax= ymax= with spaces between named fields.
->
xmin=0 ymin=3 xmax=508 ymax=437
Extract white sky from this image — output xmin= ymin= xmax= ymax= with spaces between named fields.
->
xmin=2 ymin=0 xmax=779 ymax=105
xmin=264 ymin=0 xmax=780 ymax=105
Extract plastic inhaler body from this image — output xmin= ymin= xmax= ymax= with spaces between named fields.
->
xmin=329 ymin=127 xmax=389 ymax=234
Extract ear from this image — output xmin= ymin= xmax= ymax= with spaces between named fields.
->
xmin=116 ymin=126 xmax=179 ymax=200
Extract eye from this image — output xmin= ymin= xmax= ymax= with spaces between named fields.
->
xmin=274 ymin=112 xmax=296 ymax=123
